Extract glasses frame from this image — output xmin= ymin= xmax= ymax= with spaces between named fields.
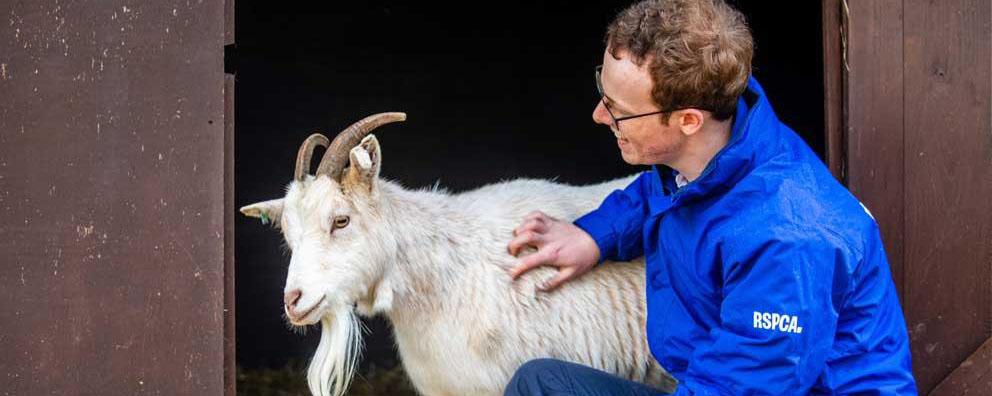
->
xmin=595 ymin=65 xmax=711 ymax=130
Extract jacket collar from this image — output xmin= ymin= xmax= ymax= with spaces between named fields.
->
xmin=654 ymin=76 xmax=781 ymax=203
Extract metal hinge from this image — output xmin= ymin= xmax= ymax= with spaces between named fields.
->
xmin=840 ymin=0 xmax=851 ymax=73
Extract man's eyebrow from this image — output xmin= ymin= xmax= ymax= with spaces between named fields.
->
xmin=603 ymin=94 xmax=633 ymax=115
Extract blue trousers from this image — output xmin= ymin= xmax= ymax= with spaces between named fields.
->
xmin=504 ymin=358 xmax=671 ymax=396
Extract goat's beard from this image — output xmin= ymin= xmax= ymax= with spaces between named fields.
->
xmin=307 ymin=307 xmax=364 ymax=396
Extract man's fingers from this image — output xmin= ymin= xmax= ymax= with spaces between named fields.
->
xmin=507 ymin=231 xmax=542 ymax=256
xmin=539 ymin=266 xmax=577 ymax=292
xmin=524 ymin=211 xmax=548 ymax=222
xmin=525 ymin=211 xmax=558 ymax=222
xmin=513 ymin=218 xmax=548 ymax=236
xmin=509 ymin=248 xmax=559 ymax=279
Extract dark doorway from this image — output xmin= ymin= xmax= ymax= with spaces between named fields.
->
xmin=232 ymin=0 xmax=823 ymax=391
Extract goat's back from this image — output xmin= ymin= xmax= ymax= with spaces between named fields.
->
xmin=390 ymin=174 xmax=677 ymax=395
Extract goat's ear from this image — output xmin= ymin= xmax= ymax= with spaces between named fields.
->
xmin=343 ymin=134 xmax=381 ymax=194
xmin=239 ymin=198 xmax=285 ymax=226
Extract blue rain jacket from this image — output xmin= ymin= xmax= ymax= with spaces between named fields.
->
xmin=574 ymin=77 xmax=917 ymax=395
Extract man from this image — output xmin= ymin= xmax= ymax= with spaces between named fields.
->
xmin=503 ymin=0 xmax=918 ymax=394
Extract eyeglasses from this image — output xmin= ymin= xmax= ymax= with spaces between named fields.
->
xmin=595 ymin=65 xmax=710 ymax=130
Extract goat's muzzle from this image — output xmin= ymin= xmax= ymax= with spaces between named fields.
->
xmin=286 ymin=294 xmax=327 ymax=325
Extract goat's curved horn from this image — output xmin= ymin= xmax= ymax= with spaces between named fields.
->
xmin=316 ymin=112 xmax=406 ymax=181
xmin=294 ymin=133 xmax=330 ymax=181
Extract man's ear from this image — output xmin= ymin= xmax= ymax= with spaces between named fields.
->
xmin=676 ymin=109 xmax=706 ymax=137
xmin=239 ymin=198 xmax=285 ymax=226
xmin=343 ymin=134 xmax=381 ymax=194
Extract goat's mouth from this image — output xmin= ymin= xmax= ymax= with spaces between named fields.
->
xmin=287 ymin=295 xmax=327 ymax=326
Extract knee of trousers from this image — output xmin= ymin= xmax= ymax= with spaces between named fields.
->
xmin=505 ymin=358 xmax=568 ymax=395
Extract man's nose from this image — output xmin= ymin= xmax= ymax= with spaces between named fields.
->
xmin=592 ymin=99 xmax=612 ymax=126
xmin=284 ymin=288 xmax=302 ymax=308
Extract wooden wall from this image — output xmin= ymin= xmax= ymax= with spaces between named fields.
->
xmin=0 ymin=1 xmax=233 ymax=394
xmin=827 ymin=0 xmax=992 ymax=393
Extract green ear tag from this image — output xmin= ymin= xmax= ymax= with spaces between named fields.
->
xmin=260 ymin=212 xmax=270 ymax=225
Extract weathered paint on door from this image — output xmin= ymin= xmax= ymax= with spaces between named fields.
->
xmin=0 ymin=1 xmax=231 ymax=394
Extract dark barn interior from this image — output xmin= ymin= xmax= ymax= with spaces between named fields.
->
xmin=232 ymin=0 xmax=824 ymax=391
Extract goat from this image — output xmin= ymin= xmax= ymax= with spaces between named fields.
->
xmin=240 ymin=112 xmax=677 ymax=396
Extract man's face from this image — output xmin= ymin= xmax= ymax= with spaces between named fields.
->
xmin=592 ymin=49 xmax=686 ymax=165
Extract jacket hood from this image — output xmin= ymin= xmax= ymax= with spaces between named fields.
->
xmin=658 ymin=76 xmax=785 ymax=203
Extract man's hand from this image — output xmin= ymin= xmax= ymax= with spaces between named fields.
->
xmin=507 ymin=210 xmax=601 ymax=291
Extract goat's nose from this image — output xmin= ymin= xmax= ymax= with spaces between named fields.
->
xmin=284 ymin=289 xmax=302 ymax=308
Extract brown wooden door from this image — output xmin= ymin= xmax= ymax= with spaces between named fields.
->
xmin=824 ymin=0 xmax=992 ymax=393
xmin=0 ymin=1 xmax=235 ymax=394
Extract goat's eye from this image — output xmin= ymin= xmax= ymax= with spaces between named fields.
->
xmin=332 ymin=215 xmax=350 ymax=230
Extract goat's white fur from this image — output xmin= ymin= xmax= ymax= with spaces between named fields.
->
xmin=309 ymin=309 xmax=364 ymax=396
xmin=241 ymin=134 xmax=676 ymax=396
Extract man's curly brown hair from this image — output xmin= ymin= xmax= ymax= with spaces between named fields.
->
xmin=606 ymin=0 xmax=753 ymax=121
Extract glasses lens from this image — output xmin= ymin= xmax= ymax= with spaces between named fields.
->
xmin=600 ymin=99 xmax=619 ymax=131
xmin=595 ymin=65 xmax=619 ymax=130
xmin=595 ymin=65 xmax=604 ymax=96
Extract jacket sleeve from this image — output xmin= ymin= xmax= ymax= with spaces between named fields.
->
xmin=573 ymin=170 xmax=654 ymax=264
xmin=672 ymin=236 xmax=843 ymax=395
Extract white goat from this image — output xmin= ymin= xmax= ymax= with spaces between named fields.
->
xmin=241 ymin=113 xmax=676 ymax=396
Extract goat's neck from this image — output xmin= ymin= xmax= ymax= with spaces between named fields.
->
xmin=372 ymin=180 xmax=477 ymax=321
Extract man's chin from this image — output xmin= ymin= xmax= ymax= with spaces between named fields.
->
xmin=618 ymin=149 xmax=641 ymax=165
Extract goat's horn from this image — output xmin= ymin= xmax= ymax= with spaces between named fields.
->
xmin=294 ymin=133 xmax=331 ymax=181
xmin=316 ymin=112 xmax=406 ymax=181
